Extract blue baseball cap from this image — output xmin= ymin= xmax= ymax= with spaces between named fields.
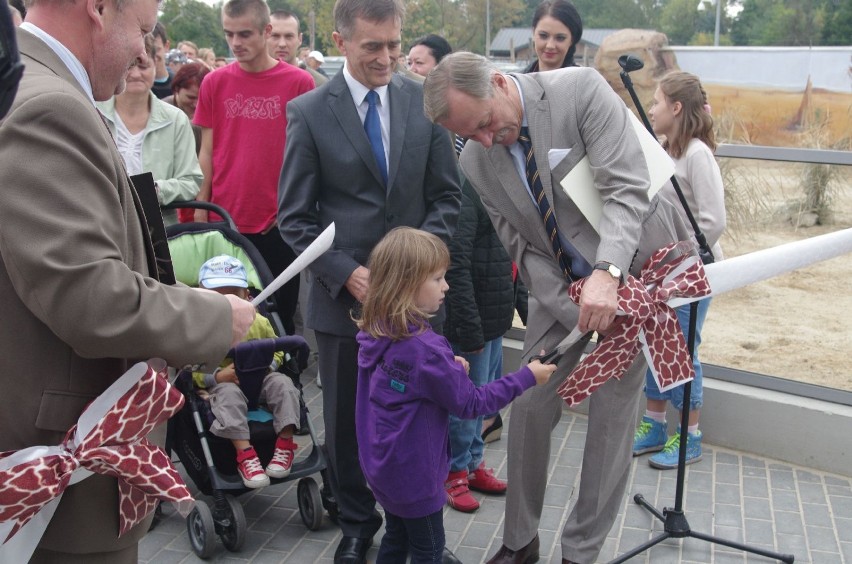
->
xmin=198 ymin=255 xmax=248 ymax=289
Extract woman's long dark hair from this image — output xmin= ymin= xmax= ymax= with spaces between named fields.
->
xmin=525 ymin=0 xmax=583 ymax=73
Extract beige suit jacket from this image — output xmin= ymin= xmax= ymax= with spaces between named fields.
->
xmin=459 ymin=67 xmax=692 ymax=355
xmin=0 ymin=29 xmax=233 ymax=554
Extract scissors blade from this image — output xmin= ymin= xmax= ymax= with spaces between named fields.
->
xmin=536 ymin=327 xmax=585 ymax=364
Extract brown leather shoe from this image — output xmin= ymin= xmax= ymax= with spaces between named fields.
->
xmin=486 ymin=534 xmax=539 ymax=564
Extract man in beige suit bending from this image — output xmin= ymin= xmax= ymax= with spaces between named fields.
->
xmin=424 ymin=52 xmax=692 ymax=564
xmin=0 ymin=0 xmax=255 ymax=561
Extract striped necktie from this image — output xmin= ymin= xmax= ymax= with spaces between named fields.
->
xmin=454 ymin=134 xmax=467 ymax=157
xmin=517 ymin=127 xmax=575 ymax=281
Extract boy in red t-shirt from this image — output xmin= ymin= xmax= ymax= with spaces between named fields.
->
xmin=193 ymin=0 xmax=314 ymax=335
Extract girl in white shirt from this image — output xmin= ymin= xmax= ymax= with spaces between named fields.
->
xmin=633 ymin=71 xmax=726 ymax=469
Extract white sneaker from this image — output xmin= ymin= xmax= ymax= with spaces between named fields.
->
xmin=236 ymin=448 xmax=270 ymax=488
xmin=266 ymin=438 xmax=296 ymax=479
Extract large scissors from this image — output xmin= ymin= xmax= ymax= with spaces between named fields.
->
xmin=530 ymin=327 xmax=585 ymax=366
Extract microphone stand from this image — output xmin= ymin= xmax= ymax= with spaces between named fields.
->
xmin=609 ymin=55 xmax=794 ymax=564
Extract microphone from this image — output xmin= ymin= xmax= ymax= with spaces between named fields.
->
xmin=617 ymin=54 xmax=645 ymax=73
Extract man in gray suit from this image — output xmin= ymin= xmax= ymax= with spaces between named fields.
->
xmin=277 ymin=0 xmax=460 ymax=562
xmin=0 ymin=0 xmax=255 ymax=561
xmin=424 ymin=52 xmax=692 ymax=564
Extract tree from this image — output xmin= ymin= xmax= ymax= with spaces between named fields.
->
xmin=572 ymin=0 xmax=658 ymax=29
xmin=730 ymin=0 xmax=761 ymax=44
xmin=730 ymin=0 xmax=833 ymax=45
xmin=823 ymin=0 xmax=852 ymax=45
xmin=660 ymin=0 xmax=702 ymax=44
xmin=443 ymin=0 xmax=526 ymax=53
xmin=821 ymin=0 xmax=852 ymax=45
xmin=400 ymin=0 xmax=445 ymax=48
xmin=159 ymin=0 xmax=229 ymax=56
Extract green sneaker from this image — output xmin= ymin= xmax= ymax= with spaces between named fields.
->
xmin=649 ymin=429 xmax=703 ymax=469
xmin=632 ymin=416 xmax=667 ymax=455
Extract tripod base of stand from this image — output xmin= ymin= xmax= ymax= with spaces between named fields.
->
xmin=608 ymin=494 xmax=795 ymax=563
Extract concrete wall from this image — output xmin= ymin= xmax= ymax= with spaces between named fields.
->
xmin=502 ymin=336 xmax=852 ymax=476
xmin=668 ymin=46 xmax=852 ymax=93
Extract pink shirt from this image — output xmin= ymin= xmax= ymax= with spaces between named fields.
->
xmin=194 ymin=61 xmax=314 ymax=233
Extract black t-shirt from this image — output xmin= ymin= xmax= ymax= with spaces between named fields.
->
xmin=151 ymin=74 xmax=173 ymax=99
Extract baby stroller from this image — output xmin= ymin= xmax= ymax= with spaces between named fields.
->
xmin=163 ymin=201 xmax=338 ymax=559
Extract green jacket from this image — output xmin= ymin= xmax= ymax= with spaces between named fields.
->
xmin=98 ymin=92 xmax=202 ymax=224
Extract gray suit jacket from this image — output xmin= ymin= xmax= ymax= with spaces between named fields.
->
xmin=0 ymin=29 xmax=232 ymax=553
xmin=278 ymin=72 xmax=461 ymax=337
xmin=459 ymin=68 xmax=692 ymax=354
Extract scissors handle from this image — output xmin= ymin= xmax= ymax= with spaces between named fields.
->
xmin=531 ymin=349 xmax=563 ymax=365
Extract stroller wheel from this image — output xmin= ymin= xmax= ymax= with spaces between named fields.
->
xmin=297 ymin=477 xmax=324 ymax=530
xmin=220 ymin=494 xmax=247 ymax=552
xmin=187 ymin=501 xmax=217 ymax=559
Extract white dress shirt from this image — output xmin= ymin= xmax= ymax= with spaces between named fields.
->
xmin=342 ymin=63 xmax=390 ymax=168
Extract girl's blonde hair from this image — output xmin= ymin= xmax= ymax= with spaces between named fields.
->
xmin=658 ymin=71 xmax=716 ymax=159
xmin=356 ymin=227 xmax=450 ymax=340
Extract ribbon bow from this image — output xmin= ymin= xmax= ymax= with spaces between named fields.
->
xmin=557 ymin=242 xmax=711 ymax=406
xmin=0 ymin=360 xmax=194 ymax=555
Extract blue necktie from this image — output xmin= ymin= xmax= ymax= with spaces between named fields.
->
xmin=517 ymin=127 xmax=589 ymax=281
xmin=364 ymin=90 xmax=387 ymax=186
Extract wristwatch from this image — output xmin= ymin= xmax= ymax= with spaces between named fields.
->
xmin=594 ymin=262 xmax=623 ymax=283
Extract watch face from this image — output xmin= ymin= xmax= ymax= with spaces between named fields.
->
xmin=596 ymin=263 xmax=621 ymax=280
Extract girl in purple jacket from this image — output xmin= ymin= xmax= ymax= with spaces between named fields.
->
xmin=354 ymin=227 xmax=556 ymax=563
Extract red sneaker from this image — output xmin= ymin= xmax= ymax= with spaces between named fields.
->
xmin=236 ymin=447 xmax=270 ymax=489
xmin=467 ymin=462 xmax=507 ymax=494
xmin=445 ymin=470 xmax=480 ymax=512
xmin=266 ymin=437 xmax=296 ymax=479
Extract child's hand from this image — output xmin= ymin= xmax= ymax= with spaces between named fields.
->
xmin=528 ymin=352 xmax=558 ymax=386
xmin=453 ymin=355 xmax=470 ymax=375
xmin=216 ymin=363 xmax=239 ymax=384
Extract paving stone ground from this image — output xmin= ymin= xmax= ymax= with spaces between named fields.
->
xmin=141 ymin=363 xmax=852 ymax=564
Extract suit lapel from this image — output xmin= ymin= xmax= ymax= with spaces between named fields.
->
xmin=327 ymin=74 xmax=385 ymax=187
xmin=478 ymin=75 xmax=558 ymax=254
xmin=386 ymin=75 xmax=409 ymax=193
xmin=487 ymin=146 xmax=534 ymax=219
xmin=485 ymin=145 xmax=552 ymax=253
xmin=518 ymin=74 xmax=558 ymax=209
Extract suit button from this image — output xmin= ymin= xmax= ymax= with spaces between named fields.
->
xmin=386 ymin=214 xmax=394 ymax=223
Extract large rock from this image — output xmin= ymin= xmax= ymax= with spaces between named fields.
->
xmin=594 ymin=29 xmax=679 ymax=116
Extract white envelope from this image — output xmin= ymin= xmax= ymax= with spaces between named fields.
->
xmin=559 ymin=112 xmax=674 ymax=233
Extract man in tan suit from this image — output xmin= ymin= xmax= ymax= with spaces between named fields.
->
xmin=0 ymin=0 xmax=255 ymax=561
xmin=424 ymin=52 xmax=692 ymax=564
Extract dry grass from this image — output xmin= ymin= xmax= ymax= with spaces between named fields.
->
xmin=703 ymin=85 xmax=852 ymax=388
xmin=793 ymin=112 xmax=850 ymax=227
xmin=705 ymin=84 xmax=852 ymax=147
xmin=713 ymin=107 xmax=774 ymax=241
xmin=711 ymin=86 xmax=851 ymax=236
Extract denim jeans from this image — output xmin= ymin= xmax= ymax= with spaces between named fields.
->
xmin=644 ymin=298 xmax=712 ymax=410
xmin=449 ymin=337 xmax=503 ymax=472
xmin=376 ymin=508 xmax=444 ymax=563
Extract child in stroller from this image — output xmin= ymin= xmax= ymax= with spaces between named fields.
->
xmin=165 ymin=207 xmax=336 ymax=558
xmin=195 ymin=254 xmax=300 ymax=488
